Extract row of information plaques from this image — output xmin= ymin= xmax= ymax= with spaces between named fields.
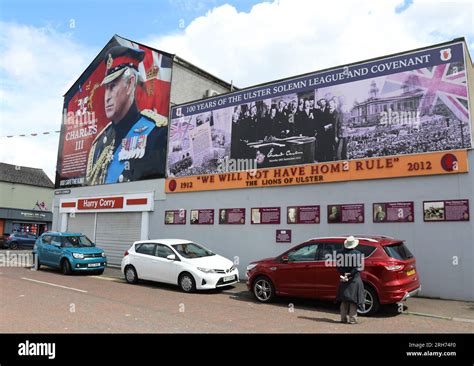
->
xmin=164 ymin=200 xmax=470 ymax=225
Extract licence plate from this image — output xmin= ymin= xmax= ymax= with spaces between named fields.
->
xmin=406 ymin=269 xmax=416 ymax=276
xmin=88 ymin=263 xmax=101 ymax=268
xmin=223 ymin=275 xmax=235 ymax=282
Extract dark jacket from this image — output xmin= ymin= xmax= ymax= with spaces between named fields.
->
xmin=86 ymin=103 xmax=167 ymax=185
xmin=272 ymin=113 xmax=290 ymax=138
xmin=336 ymin=248 xmax=365 ymax=309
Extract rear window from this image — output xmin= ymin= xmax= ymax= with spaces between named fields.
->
xmin=384 ymin=242 xmax=414 ymax=260
xmin=357 ymin=244 xmax=377 ymax=257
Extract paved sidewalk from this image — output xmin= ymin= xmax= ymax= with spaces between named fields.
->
xmin=102 ymin=266 xmax=474 ymax=324
xmin=403 ymin=297 xmax=474 ymax=322
xmin=3 ymin=256 xmax=473 ymax=327
xmin=1 ymin=266 xmax=473 ymax=333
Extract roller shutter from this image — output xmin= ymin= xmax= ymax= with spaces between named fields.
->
xmin=95 ymin=212 xmax=141 ymax=266
xmin=67 ymin=213 xmax=96 ymax=240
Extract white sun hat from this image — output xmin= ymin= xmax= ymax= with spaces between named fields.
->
xmin=344 ymin=235 xmax=359 ymax=249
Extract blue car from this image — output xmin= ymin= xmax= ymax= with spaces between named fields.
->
xmin=33 ymin=232 xmax=107 ymax=275
xmin=5 ymin=233 xmax=37 ymax=250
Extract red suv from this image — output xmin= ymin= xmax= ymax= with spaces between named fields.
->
xmin=246 ymin=236 xmax=421 ymax=315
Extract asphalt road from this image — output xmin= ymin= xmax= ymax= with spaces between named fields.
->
xmin=1 ymin=266 xmax=473 ymax=333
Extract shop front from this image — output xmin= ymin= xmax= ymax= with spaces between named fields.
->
xmin=58 ymin=192 xmax=154 ymax=266
xmin=0 ymin=208 xmax=52 ymax=237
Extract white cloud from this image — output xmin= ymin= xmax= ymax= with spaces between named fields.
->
xmin=144 ymin=0 xmax=474 ymax=87
xmin=0 ymin=22 xmax=94 ymax=181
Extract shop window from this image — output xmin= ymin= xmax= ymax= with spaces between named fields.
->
xmin=12 ymin=223 xmax=39 ymax=236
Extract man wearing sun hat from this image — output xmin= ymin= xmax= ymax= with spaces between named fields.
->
xmin=336 ymin=235 xmax=365 ymax=324
xmin=86 ymin=45 xmax=168 ymax=185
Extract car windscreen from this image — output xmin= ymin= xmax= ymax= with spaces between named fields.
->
xmin=62 ymin=236 xmax=94 ymax=248
xmin=172 ymin=243 xmax=215 ymax=259
xmin=384 ymin=242 xmax=414 ymax=260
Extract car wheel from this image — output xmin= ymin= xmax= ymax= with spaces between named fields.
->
xmin=36 ymin=257 xmax=41 ymax=270
xmin=253 ymin=276 xmax=275 ymax=303
xmin=61 ymin=259 xmax=72 ymax=275
xmin=124 ymin=265 xmax=138 ymax=284
xmin=178 ymin=272 xmax=196 ymax=293
xmin=10 ymin=242 xmax=19 ymax=250
xmin=358 ymin=285 xmax=380 ymax=316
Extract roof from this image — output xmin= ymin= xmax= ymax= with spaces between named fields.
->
xmin=63 ymin=34 xmax=235 ymax=98
xmin=308 ymin=236 xmax=401 ymax=244
xmin=173 ymin=55 xmax=236 ymax=91
xmin=0 ymin=163 xmax=54 ymax=188
xmin=117 ymin=34 xmax=235 ymax=90
xmin=42 ymin=232 xmax=83 ymax=236
xmin=134 ymin=239 xmax=193 ymax=245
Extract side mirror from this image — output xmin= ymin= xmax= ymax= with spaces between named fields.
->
xmin=166 ymin=254 xmax=176 ymax=261
xmin=281 ymin=255 xmax=289 ymax=263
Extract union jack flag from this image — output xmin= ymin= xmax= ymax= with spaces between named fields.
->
xmin=35 ymin=201 xmax=48 ymax=211
xmin=382 ymin=63 xmax=469 ymax=124
xmin=169 ymin=117 xmax=194 ymax=142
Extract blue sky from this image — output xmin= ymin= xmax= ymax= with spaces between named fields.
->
xmin=0 ymin=0 xmax=472 ymax=179
xmin=1 ymin=0 xmax=264 ymax=48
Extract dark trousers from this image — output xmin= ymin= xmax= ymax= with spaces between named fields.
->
xmin=340 ymin=301 xmax=357 ymax=323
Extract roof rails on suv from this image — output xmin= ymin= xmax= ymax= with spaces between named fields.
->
xmin=308 ymin=236 xmax=380 ymax=243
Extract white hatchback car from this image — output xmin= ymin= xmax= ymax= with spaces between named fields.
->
xmin=121 ymin=239 xmax=239 ymax=292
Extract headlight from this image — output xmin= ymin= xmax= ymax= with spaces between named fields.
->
xmin=197 ymin=267 xmax=216 ymax=273
xmin=246 ymin=263 xmax=257 ymax=271
xmin=101 ymin=252 xmax=106 ymax=257
xmin=72 ymin=253 xmax=84 ymax=259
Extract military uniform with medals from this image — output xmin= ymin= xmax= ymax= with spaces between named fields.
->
xmin=86 ymin=46 xmax=168 ymax=185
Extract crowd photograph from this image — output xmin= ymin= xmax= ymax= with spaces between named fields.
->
xmin=230 ymin=92 xmax=347 ymax=164
xmin=168 ymin=69 xmax=471 ymax=176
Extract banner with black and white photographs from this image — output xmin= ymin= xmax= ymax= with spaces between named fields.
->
xmin=167 ymin=40 xmax=471 ymax=178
